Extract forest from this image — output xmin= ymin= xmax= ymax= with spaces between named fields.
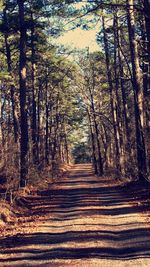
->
xmin=0 ymin=0 xmax=149 ymax=192
xmin=0 ymin=0 xmax=150 ymax=266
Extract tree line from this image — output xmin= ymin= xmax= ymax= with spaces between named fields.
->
xmin=73 ymin=0 xmax=149 ymax=182
xmin=0 ymin=0 xmax=82 ymax=191
xmin=0 ymin=0 xmax=149 ymax=194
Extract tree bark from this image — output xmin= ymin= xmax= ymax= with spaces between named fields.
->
xmin=0 ymin=86 xmax=4 ymax=168
xmin=102 ymin=16 xmax=121 ymax=172
xmin=113 ymin=14 xmax=125 ymax=173
xmin=64 ymin=126 xmax=70 ymax=164
xmin=37 ymin=81 xmax=41 ymax=165
xmin=3 ymin=6 xmax=18 ymax=143
xmin=127 ymin=0 xmax=147 ymax=179
xmin=114 ymin=13 xmax=132 ymax=173
xmin=18 ymin=0 xmax=29 ymax=187
xmin=143 ymin=0 xmax=150 ymax=65
xmin=45 ymin=76 xmax=49 ymax=165
xmin=89 ymin=91 xmax=103 ymax=175
xmin=31 ymin=11 xmax=38 ymax=165
xmin=87 ymin=108 xmax=98 ymax=174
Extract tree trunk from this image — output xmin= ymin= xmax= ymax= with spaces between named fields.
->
xmin=113 ymin=14 xmax=125 ymax=173
xmin=139 ymin=15 xmax=150 ymax=173
xmin=87 ymin=108 xmax=98 ymax=174
xmin=3 ymin=6 xmax=18 ymax=143
xmin=18 ymin=0 xmax=29 ymax=187
xmin=31 ymin=11 xmax=38 ymax=165
xmin=114 ymin=12 xmax=133 ymax=173
xmin=37 ymin=81 xmax=41 ymax=165
xmin=102 ymin=16 xmax=121 ymax=172
xmin=127 ymin=0 xmax=147 ymax=179
xmin=143 ymin=0 xmax=150 ymax=65
xmin=64 ymin=126 xmax=70 ymax=164
xmin=101 ymin=124 xmax=109 ymax=170
xmin=90 ymin=98 xmax=103 ymax=175
xmin=88 ymin=60 xmax=103 ymax=175
xmin=45 ymin=77 xmax=49 ymax=165
xmin=93 ymin=113 xmax=103 ymax=176
xmin=0 ymin=86 xmax=5 ymax=169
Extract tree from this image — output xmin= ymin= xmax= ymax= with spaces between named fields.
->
xmin=17 ymin=0 xmax=29 ymax=187
xmin=127 ymin=0 xmax=147 ymax=180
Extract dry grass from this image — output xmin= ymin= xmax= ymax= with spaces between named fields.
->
xmin=0 ymin=200 xmax=14 ymax=224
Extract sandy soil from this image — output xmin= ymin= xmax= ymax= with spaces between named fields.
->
xmin=0 ymin=164 xmax=150 ymax=267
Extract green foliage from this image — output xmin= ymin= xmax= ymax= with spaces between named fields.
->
xmin=0 ymin=0 xmax=4 ymax=11
xmin=0 ymin=71 xmax=12 ymax=82
xmin=72 ymin=142 xmax=91 ymax=164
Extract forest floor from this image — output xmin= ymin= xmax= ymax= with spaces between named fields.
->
xmin=0 ymin=164 xmax=150 ymax=267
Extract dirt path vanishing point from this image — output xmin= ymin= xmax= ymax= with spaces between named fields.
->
xmin=0 ymin=164 xmax=150 ymax=267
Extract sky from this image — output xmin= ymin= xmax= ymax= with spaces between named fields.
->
xmin=55 ymin=2 xmax=101 ymax=53
xmin=57 ymin=26 xmax=100 ymax=52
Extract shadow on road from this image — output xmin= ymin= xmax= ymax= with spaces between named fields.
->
xmin=0 ymin=164 xmax=150 ymax=264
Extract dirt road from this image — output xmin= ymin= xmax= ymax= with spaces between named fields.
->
xmin=0 ymin=164 xmax=150 ymax=266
